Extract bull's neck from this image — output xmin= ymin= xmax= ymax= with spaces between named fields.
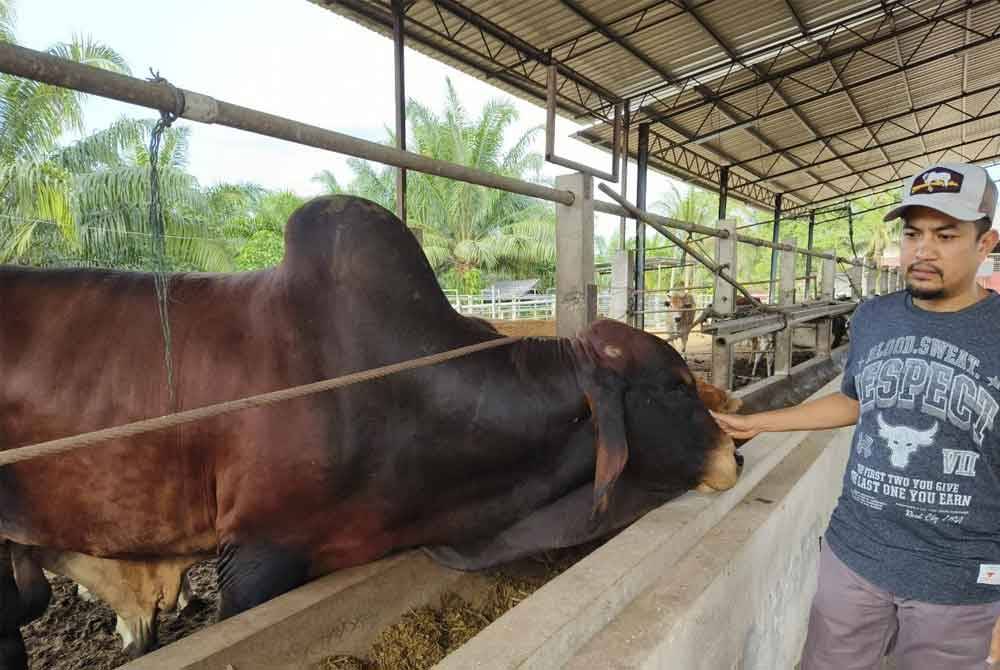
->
xmin=501 ymin=336 xmax=587 ymax=414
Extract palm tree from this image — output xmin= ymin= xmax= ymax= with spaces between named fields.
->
xmin=652 ymin=183 xmax=718 ymax=291
xmin=315 ymin=79 xmax=555 ymax=292
xmin=0 ymin=1 xmax=230 ymax=271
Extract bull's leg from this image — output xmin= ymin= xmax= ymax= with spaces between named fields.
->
xmin=34 ymin=549 xmax=200 ymax=658
xmin=216 ymin=542 xmax=308 ymax=620
xmin=0 ymin=546 xmax=28 ymax=670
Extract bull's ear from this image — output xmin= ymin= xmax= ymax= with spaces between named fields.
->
xmin=584 ymin=376 xmax=628 ymax=521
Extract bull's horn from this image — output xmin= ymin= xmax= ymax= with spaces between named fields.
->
xmin=921 ymin=421 xmax=939 ymax=441
xmin=877 ymin=412 xmax=890 ymax=433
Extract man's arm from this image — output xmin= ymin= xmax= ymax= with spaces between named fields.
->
xmin=711 ymin=392 xmax=860 ymax=440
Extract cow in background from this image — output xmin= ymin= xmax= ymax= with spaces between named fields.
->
xmin=668 ymin=291 xmax=697 ymax=354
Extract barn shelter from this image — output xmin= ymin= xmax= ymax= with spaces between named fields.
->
xmin=0 ymin=2 xmax=997 ymax=669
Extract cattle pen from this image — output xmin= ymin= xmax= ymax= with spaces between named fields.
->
xmin=3 ymin=1 xmax=999 ymax=668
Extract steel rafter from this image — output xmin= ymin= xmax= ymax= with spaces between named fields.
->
xmin=494 ymin=1 xmax=709 ymax=81
xmin=741 ymin=100 xmax=1000 ymax=186
xmin=729 ymin=80 xmax=1000 ymax=171
xmin=634 ymin=0 xmax=995 ymax=128
xmin=330 ymin=0 xmax=621 ymax=121
xmin=646 ymin=23 xmax=1000 ymax=164
xmin=784 ymin=136 xmax=1000 ymax=211
xmin=643 ymin=128 xmax=784 ymax=207
xmin=677 ymin=0 xmax=854 ymax=192
xmin=560 ymin=0 xmax=817 ymax=199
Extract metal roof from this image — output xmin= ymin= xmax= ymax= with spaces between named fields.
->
xmin=314 ymin=0 xmax=1000 ymax=213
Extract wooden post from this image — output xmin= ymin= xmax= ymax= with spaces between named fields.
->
xmin=816 ymin=255 xmax=836 ymax=358
xmin=556 ymin=173 xmax=595 ymax=338
xmin=774 ymin=237 xmax=796 ymax=376
xmin=711 ymin=219 xmax=737 ymax=390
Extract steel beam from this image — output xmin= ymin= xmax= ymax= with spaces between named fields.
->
xmin=805 ymin=210 xmax=815 ymax=299
xmin=743 ymin=105 xmax=1000 ymax=186
xmin=729 ymin=82 xmax=1000 ymax=170
xmin=392 ymin=0 xmax=407 ymax=224
xmin=777 ymin=135 xmax=1000 ymax=199
xmin=675 ymin=0 xmax=854 ymax=193
xmin=636 ymin=0 xmax=994 ymax=126
xmin=768 ymin=194 xmax=782 ymax=303
xmin=635 ymin=123 xmax=650 ymax=329
xmin=718 ymin=166 xmax=729 ymax=220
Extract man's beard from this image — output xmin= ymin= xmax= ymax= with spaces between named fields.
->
xmin=906 ymin=283 xmax=945 ymax=300
xmin=905 ymin=263 xmax=947 ymax=300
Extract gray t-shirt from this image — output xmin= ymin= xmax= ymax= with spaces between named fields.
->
xmin=827 ymin=289 xmax=1000 ymax=604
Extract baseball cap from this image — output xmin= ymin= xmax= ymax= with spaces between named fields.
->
xmin=883 ymin=162 xmax=997 ymax=224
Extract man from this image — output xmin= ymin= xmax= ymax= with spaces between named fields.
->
xmin=712 ymin=162 xmax=1000 ymax=670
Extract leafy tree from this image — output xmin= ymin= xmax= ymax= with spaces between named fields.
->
xmin=315 ymin=79 xmax=556 ymax=291
xmin=0 ymin=1 xmax=230 ymax=271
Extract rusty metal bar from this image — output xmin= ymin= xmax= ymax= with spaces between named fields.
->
xmin=593 ymin=199 xmax=872 ymax=267
xmin=392 ymin=0 xmax=407 ymax=224
xmin=0 ymin=42 xmax=575 ymax=207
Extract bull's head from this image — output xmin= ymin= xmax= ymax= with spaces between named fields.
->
xmin=573 ymin=320 xmax=740 ymax=519
xmin=876 ymin=413 xmax=938 ymax=468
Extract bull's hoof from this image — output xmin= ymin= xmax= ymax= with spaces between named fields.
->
xmin=117 ymin=614 xmax=156 ymax=658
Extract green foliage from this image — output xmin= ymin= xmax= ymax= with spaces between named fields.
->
xmin=0 ymin=3 xmax=230 ymax=272
xmin=314 ymin=78 xmax=556 ymax=291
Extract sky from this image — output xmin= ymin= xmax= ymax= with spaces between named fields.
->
xmin=15 ymin=0 xmax=694 ymax=240
xmin=17 ymin=0 xmax=998 ymax=242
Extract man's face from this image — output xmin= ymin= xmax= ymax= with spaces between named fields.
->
xmin=900 ymin=206 xmax=998 ymax=300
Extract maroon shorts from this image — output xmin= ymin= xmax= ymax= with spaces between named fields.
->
xmin=801 ymin=543 xmax=1000 ymax=670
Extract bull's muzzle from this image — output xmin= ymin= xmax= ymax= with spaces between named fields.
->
xmin=695 ymin=434 xmax=740 ymax=493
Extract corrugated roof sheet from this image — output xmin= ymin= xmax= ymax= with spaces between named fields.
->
xmin=313 ymin=0 xmax=1000 ymax=212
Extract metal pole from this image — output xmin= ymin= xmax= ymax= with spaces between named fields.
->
xmin=392 ymin=0 xmax=407 ymax=224
xmin=0 ymin=42 xmax=575 ymax=207
xmin=592 ymin=199 xmax=869 ymax=266
xmin=718 ymin=166 xmax=729 ymax=220
xmin=769 ymin=194 xmax=782 ymax=303
xmin=635 ymin=123 xmax=650 ymax=330
xmin=805 ymin=210 xmax=815 ymax=299
xmin=619 ymin=105 xmax=630 ymax=249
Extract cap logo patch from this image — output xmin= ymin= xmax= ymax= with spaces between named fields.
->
xmin=911 ymin=168 xmax=963 ymax=195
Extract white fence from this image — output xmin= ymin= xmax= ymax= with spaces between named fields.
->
xmin=444 ymin=288 xmax=713 ymax=335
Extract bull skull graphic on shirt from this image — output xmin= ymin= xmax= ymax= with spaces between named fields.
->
xmin=876 ymin=413 xmax=939 ymax=469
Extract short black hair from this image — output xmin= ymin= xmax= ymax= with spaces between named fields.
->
xmin=975 ymin=217 xmax=992 ymax=238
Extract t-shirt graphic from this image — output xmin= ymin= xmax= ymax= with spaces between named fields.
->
xmin=826 ymin=291 xmax=1000 ymax=604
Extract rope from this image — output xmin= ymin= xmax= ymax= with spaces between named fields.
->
xmin=146 ymin=71 xmax=186 ymax=411
xmin=0 ymin=336 xmax=520 ymax=468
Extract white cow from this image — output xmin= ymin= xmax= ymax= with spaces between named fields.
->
xmin=876 ymin=413 xmax=939 ymax=468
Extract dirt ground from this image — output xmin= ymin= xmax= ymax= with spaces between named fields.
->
xmin=23 ymin=560 xmax=217 ymax=670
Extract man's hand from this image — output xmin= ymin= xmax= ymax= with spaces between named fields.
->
xmin=709 ymin=392 xmax=859 ymax=442
xmin=710 ymin=411 xmax=766 ymax=441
